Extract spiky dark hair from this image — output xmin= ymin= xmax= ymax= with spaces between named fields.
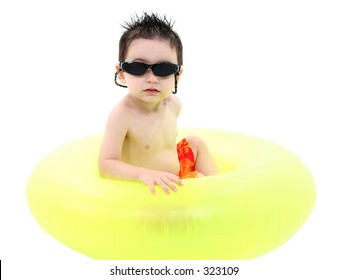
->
xmin=118 ymin=12 xmax=183 ymax=65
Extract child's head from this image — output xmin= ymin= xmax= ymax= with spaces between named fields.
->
xmin=115 ymin=12 xmax=183 ymax=94
xmin=118 ymin=12 xmax=183 ymax=65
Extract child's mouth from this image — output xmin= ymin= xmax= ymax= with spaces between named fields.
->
xmin=144 ymin=88 xmax=159 ymax=94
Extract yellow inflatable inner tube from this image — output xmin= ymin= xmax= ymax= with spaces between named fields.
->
xmin=27 ymin=128 xmax=316 ymax=259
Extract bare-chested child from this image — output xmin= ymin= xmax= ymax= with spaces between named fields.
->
xmin=98 ymin=13 xmax=218 ymax=195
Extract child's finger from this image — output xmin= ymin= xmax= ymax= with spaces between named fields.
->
xmin=168 ymin=175 xmax=183 ymax=186
xmin=162 ymin=178 xmax=178 ymax=192
xmin=157 ymin=179 xmax=171 ymax=194
xmin=148 ymin=182 xmax=156 ymax=195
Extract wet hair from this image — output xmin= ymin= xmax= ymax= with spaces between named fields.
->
xmin=118 ymin=12 xmax=183 ymax=65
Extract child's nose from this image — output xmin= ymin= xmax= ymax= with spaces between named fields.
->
xmin=145 ymin=68 xmax=159 ymax=83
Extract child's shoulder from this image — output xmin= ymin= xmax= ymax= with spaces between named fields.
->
xmin=106 ymin=98 xmax=131 ymax=123
xmin=166 ymin=95 xmax=182 ymax=116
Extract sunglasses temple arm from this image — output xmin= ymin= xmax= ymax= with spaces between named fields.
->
xmin=172 ymin=74 xmax=178 ymax=94
xmin=114 ymin=70 xmax=128 ymax=88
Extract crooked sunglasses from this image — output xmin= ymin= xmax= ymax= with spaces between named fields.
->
xmin=114 ymin=61 xmax=181 ymax=93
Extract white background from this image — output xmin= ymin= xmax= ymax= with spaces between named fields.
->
xmin=1 ymin=0 xmax=346 ymax=279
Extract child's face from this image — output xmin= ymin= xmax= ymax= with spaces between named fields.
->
xmin=117 ymin=38 xmax=181 ymax=103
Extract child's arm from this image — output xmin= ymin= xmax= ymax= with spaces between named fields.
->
xmin=98 ymin=106 xmax=182 ymax=194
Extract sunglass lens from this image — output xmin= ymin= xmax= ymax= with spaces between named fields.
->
xmin=153 ymin=63 xmax=177 ymax=77
xmin=122 ymin=62 xmax=146 ymax=75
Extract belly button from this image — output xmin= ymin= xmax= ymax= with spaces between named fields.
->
xmin=144 ymin=145 xmax=150 ymax=150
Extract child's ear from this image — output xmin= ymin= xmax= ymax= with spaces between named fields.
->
xmin=116 ymin=64 xmax=126 ymax=84
xmin=176 ymin=66 xmax=183 ymax=81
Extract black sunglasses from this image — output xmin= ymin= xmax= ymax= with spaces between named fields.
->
xmin=120 ymin=61 xmax=181 ymax=77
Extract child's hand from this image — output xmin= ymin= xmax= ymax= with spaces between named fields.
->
xmin=138 ymin=170 xmax=183 ymax=195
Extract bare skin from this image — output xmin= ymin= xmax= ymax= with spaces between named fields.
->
xmin=98 ymin=38 xmax=218 ymax=194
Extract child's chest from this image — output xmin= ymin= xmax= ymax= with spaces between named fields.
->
xmin=127 ymin=109 xmax=178 ymax=149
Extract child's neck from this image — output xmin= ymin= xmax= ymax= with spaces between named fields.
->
xmin=126 ymin=94 xmax=167 ymax=113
